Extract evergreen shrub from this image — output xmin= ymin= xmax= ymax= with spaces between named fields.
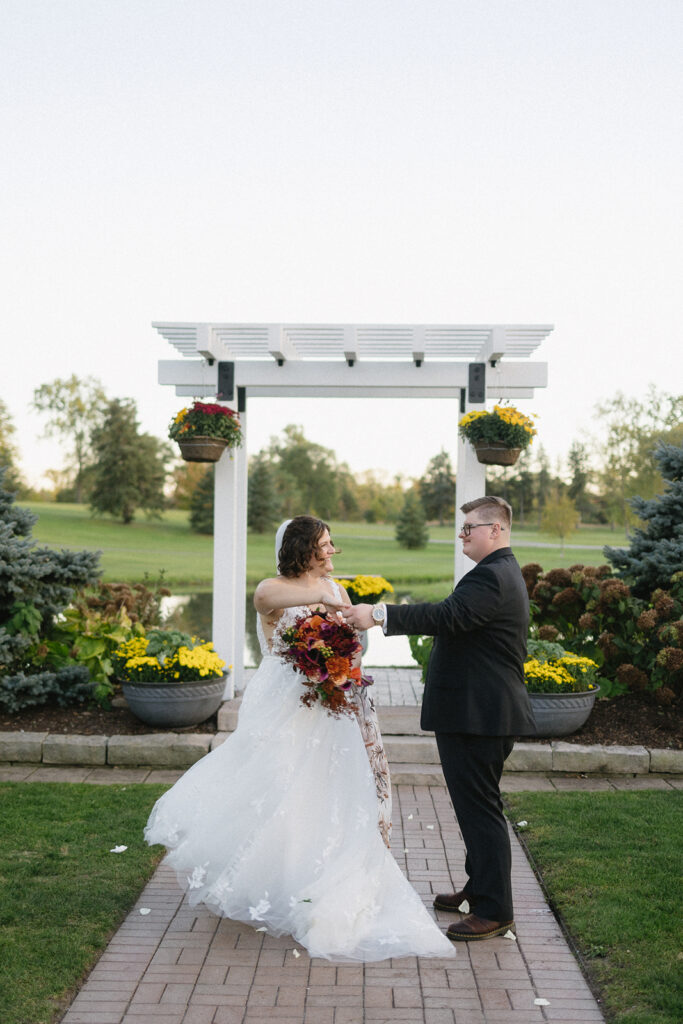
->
xmin=605 ymin=442 xmax=683 ymax=596
xmin=0 ymin=469 xmax=102 ymax=711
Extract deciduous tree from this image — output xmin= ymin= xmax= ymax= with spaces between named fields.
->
xmin=594 ymin=386 xmax=683 ymax=530
xmin=540 ymin=491 xmax=580 ymax=552
xmin=267 ymin=424 xmax=338 ymax=519
xmin=89 ymin=399 xmax=169 ymax=524
xmin=32 ymin=375 xmax=108 ymax=502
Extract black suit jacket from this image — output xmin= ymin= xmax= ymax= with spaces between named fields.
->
xmin=385 ymin=547 xmax=535 ymax=736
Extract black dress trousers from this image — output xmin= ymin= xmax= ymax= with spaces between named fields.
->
xmin=435 ymin=732 xmax=515 ymax=923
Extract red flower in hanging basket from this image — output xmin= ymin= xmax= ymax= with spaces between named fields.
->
xmin=168 ymin=401 xmax=243 ymax=446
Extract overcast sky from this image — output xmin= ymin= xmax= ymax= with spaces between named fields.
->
xmin=2 ymin=0 xmax=682 ymax=489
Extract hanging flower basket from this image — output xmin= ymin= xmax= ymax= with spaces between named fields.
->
xmin=176 ymin=435 xmax=230 ymax=463
xmin=459 ymin=405 xmax=536 ymax=467
xmin=169 ymin=402 xmax=243 ymax=464
xmin=473 ymin=441 xmax=523 ymax=466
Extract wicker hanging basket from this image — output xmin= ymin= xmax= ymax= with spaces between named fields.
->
xmin=473 ymin=441 xmax=522 ymax=466
xmin=177 ymin=435 xmax=230 ymax=463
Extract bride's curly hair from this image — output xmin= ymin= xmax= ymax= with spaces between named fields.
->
xmin=278 ymin=516 xmax=340 ymax=578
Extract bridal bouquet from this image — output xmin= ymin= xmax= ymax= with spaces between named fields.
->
xmin=280 ymin=613 xmax=373 ymax=716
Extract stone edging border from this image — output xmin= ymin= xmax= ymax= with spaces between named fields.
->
xmin=1 ymin=729 xmax=681 ymax=774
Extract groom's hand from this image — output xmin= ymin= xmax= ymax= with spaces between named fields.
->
xmin=342 ymin=603 xmax=375 ymax=632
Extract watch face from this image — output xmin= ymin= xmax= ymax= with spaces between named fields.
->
xmin=372 ymin=606 xmax=384 ymax=622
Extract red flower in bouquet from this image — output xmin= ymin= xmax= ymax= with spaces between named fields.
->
xmin=280 ymin=613 xmax=373 ymax=716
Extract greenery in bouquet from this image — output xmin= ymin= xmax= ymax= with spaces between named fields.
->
xmin=335 ymin=575 xmax=394 ymax=606
xmin=458 ymin=404 xmax=537 ymax=450
xmin=525 ymin=638 xmax=600 ymax=694
xmin=113 ymin=629 xmax=226 ymax=684
xmin=168 ymin=401 xmax=242 ymax=446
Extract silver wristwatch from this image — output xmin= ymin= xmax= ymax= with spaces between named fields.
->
xmin=371 ymin=603 xmax=386 ymax=626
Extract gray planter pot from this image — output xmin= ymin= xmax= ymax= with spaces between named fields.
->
xmin=122 ymin=676 xmax=226 ymax=728
xmin=529 ymin=686 xmax=600 ymax=738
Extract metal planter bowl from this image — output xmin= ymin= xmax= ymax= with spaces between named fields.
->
xmin=122 ymin=676 xmax=227 ymax=728
xmin=528 ymin=686 xmax=600 ymax=738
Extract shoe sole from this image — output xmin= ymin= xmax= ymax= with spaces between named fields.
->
xmin=433 ymin=898 xmax=473 ymax=913
xmin=447 ymin=922 xmax=515 ymax=942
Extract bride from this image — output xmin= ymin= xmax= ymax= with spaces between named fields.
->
xmin=144 ymin=515 xmax=454 ymax=961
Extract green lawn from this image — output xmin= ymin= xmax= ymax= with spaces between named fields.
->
xmin=0 ymin=783 xmax=167 ymax=1024
xmin=506 ymin=791 xmax=683 ymax=1024
xmin=21 ymin=503 xmax=617 ymax=599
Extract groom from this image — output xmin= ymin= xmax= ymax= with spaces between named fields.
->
xmin=343 ymin=495 xmax=534 ymax=941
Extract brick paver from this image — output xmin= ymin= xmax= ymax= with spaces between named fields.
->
xmin=59 ymin=784 xmax=606 ymax=1024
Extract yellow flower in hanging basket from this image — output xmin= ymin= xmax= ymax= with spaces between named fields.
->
xmin=458 ymin=405 xmax=537 ymax=450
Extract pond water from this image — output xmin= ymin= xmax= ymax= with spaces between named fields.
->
xmin=160 ymin=594 xmax=417 ymax=668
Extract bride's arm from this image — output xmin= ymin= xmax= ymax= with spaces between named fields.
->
xmin=253 ymin=577 xmax=346 ymax=615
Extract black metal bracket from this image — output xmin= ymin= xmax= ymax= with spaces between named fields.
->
xmin=216 ymin=361 xmax=235 ymax=401
xmin=468 ymin=362 xmax=486 ymax=404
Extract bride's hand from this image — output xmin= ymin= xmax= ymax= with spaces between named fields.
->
xmin=319 ymin=588 xmax=345 ymax=611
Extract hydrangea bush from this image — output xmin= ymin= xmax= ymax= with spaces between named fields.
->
xmin=523 ymin=563 xmax=683 ymax=701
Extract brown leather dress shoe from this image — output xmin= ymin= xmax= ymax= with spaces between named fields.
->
xmin=446 ymin=914 xmax=515 ymax=941
xmin=433 ymin=889 xmax=474 ymax=913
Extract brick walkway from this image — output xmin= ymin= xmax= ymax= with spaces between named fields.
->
xmin=60 ymin=783 xmax=605 ymax=1024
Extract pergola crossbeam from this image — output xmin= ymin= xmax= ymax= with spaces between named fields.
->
xmin=153 ymin=322 xmax=553 ymax=364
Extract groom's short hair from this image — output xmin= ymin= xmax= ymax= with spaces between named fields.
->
xmin=461 ymin=495 xmax=512 ymax=530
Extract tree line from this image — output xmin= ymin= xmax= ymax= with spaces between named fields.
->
xmin=0 ymin=377 xmax=680 ymax=543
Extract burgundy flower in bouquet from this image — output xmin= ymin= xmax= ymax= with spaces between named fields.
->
xmin=280 ymin=613 xmax=373 ymax=716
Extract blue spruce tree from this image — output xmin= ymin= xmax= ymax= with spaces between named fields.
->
xmin=0 ymin=469 xmax=101 ymax=711
xmin=604 ymin=443 xmax=683 ymax=596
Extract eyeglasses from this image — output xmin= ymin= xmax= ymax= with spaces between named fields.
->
xmin=461 ymin=522 xmax=504 ymax=536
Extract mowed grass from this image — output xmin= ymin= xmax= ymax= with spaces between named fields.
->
xmin=506 ymin=791 xmax=683 ymax=1024
xmin=21 ymin=503 xmax=616 ymax=599
xmin=0 ymin=783 xmax=168 ymax=1024
xmin=20 ymin=502 xmax=214 ymax=589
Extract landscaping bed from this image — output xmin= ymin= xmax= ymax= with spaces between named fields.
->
xmin=1 ymin=690 xmax=681 ymax=748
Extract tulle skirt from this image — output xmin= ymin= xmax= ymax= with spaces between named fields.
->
xmin=144 ymin=653 xmax=454 ymax=961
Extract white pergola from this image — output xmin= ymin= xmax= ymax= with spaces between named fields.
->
xmin=155 ymin=322 xmax=552 ymax=694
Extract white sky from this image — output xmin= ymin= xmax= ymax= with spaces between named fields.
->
xmin=2 ymin=0 xmax=682 ymax=488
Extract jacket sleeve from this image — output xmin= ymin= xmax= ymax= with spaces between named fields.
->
xmin=385 ymin=566 xmax=503 ymax=637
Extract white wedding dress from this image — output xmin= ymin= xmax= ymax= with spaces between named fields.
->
xmin=144 ymin=596 xmax=454 ymax=962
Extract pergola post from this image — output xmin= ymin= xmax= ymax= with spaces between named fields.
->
xmin=454 ymin=401 xmax=487 ymax=582
xmin=212 ymin=401 xmax=248 ymax=697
